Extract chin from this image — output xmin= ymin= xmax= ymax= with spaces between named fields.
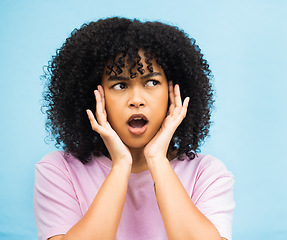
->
xmin=125 ymin=142 xmax=147 ymax=150
xmin=123 ymin=138 xmax=150 ymax=150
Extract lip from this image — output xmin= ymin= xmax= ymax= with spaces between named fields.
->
xmin=127 ymin=114 xmax=148 ymax=135
xmin=127 ymin=114 xmax=148 ymax=123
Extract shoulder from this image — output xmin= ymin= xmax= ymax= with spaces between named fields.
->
xmin=35 ymin=151 xmax=83 ymax=180
xmin=35 ymin=151 xmax=71 ymax=182
xmin=196 ymin=154 xmax=233 ymax=178
xmin=172 ymin=154 xmax=234 ymax=201
xmin=35 ymin=151 xmax=111 ymax=182
xmin=37 ymin=151 xmax=72 ymax=165
xmin=173 ymin=154 xmax=233 ymax=179
xmin=193 ymin=154 xmax=234 ymax=191
xmin=36 ymin=151 xmax=68 ymax=170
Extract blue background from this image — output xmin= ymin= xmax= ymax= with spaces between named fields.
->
xmin=0 ymin=0 xmax=286 ymax=239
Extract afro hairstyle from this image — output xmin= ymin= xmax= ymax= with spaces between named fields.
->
xmin=42 ymin=17 xmax=214 ymax=164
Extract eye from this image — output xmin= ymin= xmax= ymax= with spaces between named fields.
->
xmin=112 ymin=82 xmax=127 ymax=90
xmin=145 ymin=80 xmax=160 ymax=87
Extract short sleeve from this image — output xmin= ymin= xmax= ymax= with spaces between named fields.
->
xmin=33 ymin=160 xmax=83 ymax=240
xmin=192 ymin=156 xmax=235 ymax=240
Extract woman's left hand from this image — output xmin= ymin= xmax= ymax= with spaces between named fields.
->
xmin=144 ymin=82 xmax=189 ymax=164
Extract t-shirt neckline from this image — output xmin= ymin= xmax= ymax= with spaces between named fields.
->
xmin=94 ymin=154 xmax=180 ymax=177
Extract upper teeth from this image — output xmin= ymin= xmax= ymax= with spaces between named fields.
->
xmin=133 ymin=118 xmax=142 ymax=120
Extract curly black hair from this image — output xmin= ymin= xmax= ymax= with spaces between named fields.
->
xmin=42 ymin=17 xmax=214 ymax=164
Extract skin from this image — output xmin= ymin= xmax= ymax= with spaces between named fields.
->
xmin=49 ymin=52 xmax=226 ymax=240
xmin=99 ymin=55 xmax=170 ymax=173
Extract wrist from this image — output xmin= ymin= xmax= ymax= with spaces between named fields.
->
xmin=112 ymin=160 xmax=132 ymax=174
xmin=146 ymin=156 xmax=169 ymax=171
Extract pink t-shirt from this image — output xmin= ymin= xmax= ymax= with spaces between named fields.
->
xmin=33 ymin=151 xmax=235 ymax=240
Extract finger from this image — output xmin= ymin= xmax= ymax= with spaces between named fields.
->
xmin=174 ymin=84 xmax=182 ymax=107
xmin=168 ymin=81 xmax=175 ymax=114
xmin=86 ymin=109 xmax=100 ymax=132
xmin=180 ymin=97 xmax=189 ymax=119
xmin=87 ymin=109 xmax=111 ymax=138
xmin=169 ymin=97 xmax=189 ymax=129
xmin=94 ymin=90 xmax=107 ymax=125
xmin=98 ymin=85 xmax=106 ymax=112
xmin=94 ymin=89 xmax=104 ymax=114
xmin=172 ymin=84 xmax=183 ymax=117
xmin=183 ymin=97 xmax=190 ymax=108
xmin=97 ymin=85 xmax=107 ymax=118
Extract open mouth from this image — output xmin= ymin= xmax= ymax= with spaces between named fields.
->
xmin=129 ymin=118 xmax=148 ymax=128
xmin=127 ymin=114 xmax=148 ymax=135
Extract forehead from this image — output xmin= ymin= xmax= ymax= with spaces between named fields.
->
xmin=104 ymin=50 xmax=163 ymax=78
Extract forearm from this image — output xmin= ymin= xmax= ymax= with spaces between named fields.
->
xmin=148 ymin=157 xmax=221 ymax=240
xmin=63 ymin=164 xmax=131 ymax=240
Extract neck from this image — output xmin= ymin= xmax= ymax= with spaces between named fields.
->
xmin=129 ymin=147 xmax=148 ymax=173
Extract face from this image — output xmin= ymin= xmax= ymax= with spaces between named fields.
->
xmin=101 ymin=52 xmax=169 ymax=150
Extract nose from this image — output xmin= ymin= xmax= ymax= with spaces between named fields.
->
xmin=128 ymin=87 xmax=146 ymax=108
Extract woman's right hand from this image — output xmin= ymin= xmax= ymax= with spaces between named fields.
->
xmin=86 ymin=85 xmax=132 ymax=169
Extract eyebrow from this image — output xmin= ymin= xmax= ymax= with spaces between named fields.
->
xmin=108 ymin=72 xmax=162 ymax=81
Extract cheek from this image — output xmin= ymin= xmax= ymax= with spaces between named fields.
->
xmin=104 ymin=97 xmax=121 ymax=124
xmin=106 ymin=104 xmax=120 ymax=124
xmin=153 ymin=92 xmax=169 ymax=120
xmin=160 ymin=90 xmax=169 ymax=110
xmin=105 ymin=100 xmax=129 ymax=134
